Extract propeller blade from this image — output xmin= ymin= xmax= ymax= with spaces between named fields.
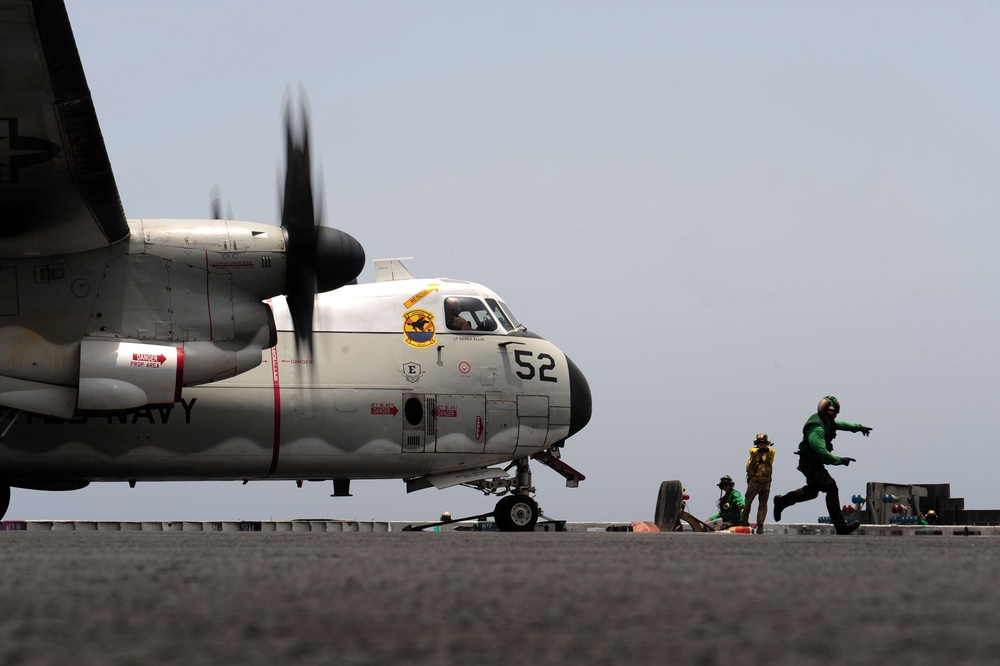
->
xmin=210 ymin=186 xmax=222 ymax=220
xmin=281 ymin=98 xmax=316 ymax=354
xmin=209 ymin=186 xmax=233 ymax=220
xmin=279 ymin=91 xmax=365 ymax=356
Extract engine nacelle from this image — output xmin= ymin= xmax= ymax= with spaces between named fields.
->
xmin=77 ymin=338 xmax=266 ymax=413
xmin=79 ymin=340 xmax=182 ymax=412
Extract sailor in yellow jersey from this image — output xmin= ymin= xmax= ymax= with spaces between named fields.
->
xmin=742 ymin=433 xmax=775 ymax=534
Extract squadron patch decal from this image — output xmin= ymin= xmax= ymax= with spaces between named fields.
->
xmin=403 ymin=309 xmax=436 ymax=348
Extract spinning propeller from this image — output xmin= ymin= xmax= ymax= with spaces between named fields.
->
xmin=281 ymin=100 xmax=365 ymax=352
xmin=211 ymin=94 xmax=366 ymax=355
xmin=280 ymin=96 xmax=366 ymax=354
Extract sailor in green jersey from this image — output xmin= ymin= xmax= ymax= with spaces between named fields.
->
xmin=772 ymin=396 xmax=873 ymax=535
xmin=709 ymin=475 xmax=746 ymax=527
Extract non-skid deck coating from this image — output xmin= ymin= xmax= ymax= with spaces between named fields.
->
xmin=1 ymin=530 xmax=998 ymax=665
xmin=5 ymin=518 xmax=999 ymax=536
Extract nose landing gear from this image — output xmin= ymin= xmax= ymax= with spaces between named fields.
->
xmin=407 ymin=453 xmax=579 ymax=532
xmin=491 ymin=456 xmax=540 ymax=531
xmin=494 ymin=493 xmax=539 ymax=531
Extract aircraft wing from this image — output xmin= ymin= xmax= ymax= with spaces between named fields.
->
xmin=0 ymin=0 xmax=129 ymax=258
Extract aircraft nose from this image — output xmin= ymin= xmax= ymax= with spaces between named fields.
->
xmin=566 ymin=355 xmax=592 ymax=437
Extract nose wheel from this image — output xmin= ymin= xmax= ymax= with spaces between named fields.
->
xmin=494 ymin=494 xmax=539 ymax=531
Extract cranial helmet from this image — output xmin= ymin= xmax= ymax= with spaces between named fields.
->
xmin=754 ymin=433 xmax=769 ymax=445
xmin=718 ymin=475 xmax=734 ymax=487
xmin=817 ymin=395 xmax=840 ymax=415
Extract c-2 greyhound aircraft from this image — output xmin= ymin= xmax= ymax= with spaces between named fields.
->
xmin=0 ymin=0 xmax=591 ymax=529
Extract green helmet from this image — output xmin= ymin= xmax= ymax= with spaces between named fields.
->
xmin=818 ymin=395 xmax=840 ymax=416
xmin=754 ymin=433 xmax=769 ymax=445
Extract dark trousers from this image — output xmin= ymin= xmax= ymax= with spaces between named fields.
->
xmin=782 ymin=457 xmax=846 ymax=528
xmin=743 ymin=478 xmax=771 ymax=526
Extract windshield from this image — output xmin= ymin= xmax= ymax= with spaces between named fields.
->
xmin=444 ymin=297 xmax=498 ymax=332
xmin=443 ymin=296 xmax=523 ymax=333
xmin=485 ymin=298 xmax=521 ymax=331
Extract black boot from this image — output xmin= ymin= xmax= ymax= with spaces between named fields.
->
xmin=835 ymin=520 xmax=860 ymax=535
xmin=773 ymin=494 xmax=787 ymax=522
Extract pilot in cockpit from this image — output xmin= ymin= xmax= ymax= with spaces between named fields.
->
xmin=446 ymin=296 xmax=503 ymax=332
xmin=445 ymin=298 xmax=472 ymax=331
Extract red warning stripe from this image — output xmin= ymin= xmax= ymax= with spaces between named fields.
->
xmin=267 ymin=345 xmax=281 ymax=476
xmin=173 ymin=347 xmax=185 ymax=403
xmin=204 ymin=251 xmax=214 ymax=340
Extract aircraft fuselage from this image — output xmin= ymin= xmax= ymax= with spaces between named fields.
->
xmin=0 ymin=276 xmax=590 ymax=486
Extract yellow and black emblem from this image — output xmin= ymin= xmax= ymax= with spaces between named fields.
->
xmin=403 ymin=309 xmax=436 ymax=348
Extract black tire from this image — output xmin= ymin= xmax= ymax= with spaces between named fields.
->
xmin=654 ymin=480 xmax=683 ymax=531
xmin=494 ymin=494 xmax=539 ymax=532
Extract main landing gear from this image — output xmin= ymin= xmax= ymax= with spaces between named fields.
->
xmin=0 ymin=411 xmax=18 ymax=521
xmin=0 ymin=471 xmax=10 ymax=522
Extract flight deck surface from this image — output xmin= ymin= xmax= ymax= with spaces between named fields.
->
xmin=2 ymin=528 xmax=997 ymax=665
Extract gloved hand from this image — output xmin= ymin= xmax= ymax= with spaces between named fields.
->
xmin=841 ymin=457 xmax=856 ymax=466
xmin=859 ymin=426 xmax=872 ymax=437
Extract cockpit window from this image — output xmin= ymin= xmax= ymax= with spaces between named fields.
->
xmin=485 ymin=298 xmax=520 ymax=332
xmin=444 ymin=297 xmax=498 ymax=332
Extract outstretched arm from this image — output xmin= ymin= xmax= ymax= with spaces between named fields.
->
xmin=836 ymin=420 xmax=873 ymax=437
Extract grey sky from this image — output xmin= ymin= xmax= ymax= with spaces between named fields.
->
xmin=14 ymin=1 xmax=999 ymax=524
